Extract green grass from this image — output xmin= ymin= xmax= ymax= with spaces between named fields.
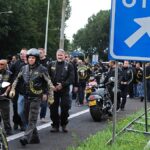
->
xmin=67 ymin=110 xmax=150 ymax=150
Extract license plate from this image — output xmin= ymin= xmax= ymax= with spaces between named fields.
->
xmin=89 ymin=100 xmax=96 ymax=106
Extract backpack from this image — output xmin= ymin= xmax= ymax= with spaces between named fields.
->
xmin=77 ymin=65 xmax=88 ymax=80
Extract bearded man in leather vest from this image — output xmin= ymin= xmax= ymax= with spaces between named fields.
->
xmin=48 ymin=49 xmax=74 ymax=133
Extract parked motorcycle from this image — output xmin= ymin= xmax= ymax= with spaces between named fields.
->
xmin=88 ymin=77 xmax=114 ymax=122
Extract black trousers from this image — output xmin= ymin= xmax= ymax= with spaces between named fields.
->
xmin=0 ymin=100 xmax=12 ymax=132
xmin=128 ymin=82 xmax=134 ymax=98
xmin=49 ymin=89 xmax=70 ymax=128
xmin=110 ymin=92 xmax=121 ymax=110
xmin=12 ymin=93 xmax=22 ymax=126
xmin=24 ymin=96 xmax=41 ymax=142
xmin=120 ymin=85 xmax=128 ymax=109
xmin=78 ymin=86 xmax=86 ymax=104
xmin=108 ymin=86 xmax=121 ymax=110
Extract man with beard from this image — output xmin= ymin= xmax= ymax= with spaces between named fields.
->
xmin=48 ymin=49 xmax=74 ymax=132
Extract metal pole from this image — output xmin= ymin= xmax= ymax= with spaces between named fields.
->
xmin=112 ymin=61 xmax=118 ymax=143
xmin=44 ymin=0 xmax=50 ymax=54
xmin=143 ymin=62 xmax=148 ymax=132
xmin=59 ymin=0 xmax=66 ymax=49
xmin=107 ymin=108 xmax=150 ymax=145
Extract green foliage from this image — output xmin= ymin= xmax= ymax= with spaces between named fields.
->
xmin=0 ymin=0 xmax=71 ymax=59
xmin=72 ymin=10 xmax=110 ymax=61
xmin=67 ymin=110 xmax=150 ymax=150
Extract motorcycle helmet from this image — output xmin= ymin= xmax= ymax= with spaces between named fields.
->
xmin=27 ymin=48 xmax=40 ymax=63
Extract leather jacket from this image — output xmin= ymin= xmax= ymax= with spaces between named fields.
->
xmin=121 ymin=67 xmax=133 ymax=85
xmin=12 ymin=64 xmax=53 ymax=97
xmin=48 ymin=60 xmax=74 ymax=88
xmin=10 ymin=59 xmax=27 ymax=94
xmin=104 ymin=67 xmax=122 ymax=92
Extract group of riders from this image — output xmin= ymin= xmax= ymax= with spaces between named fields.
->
xmin=0 ymin=47 xmax=148 ymax=148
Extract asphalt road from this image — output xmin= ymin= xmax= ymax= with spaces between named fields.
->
xmin=7 ymin=98 xmax=145 ymax=150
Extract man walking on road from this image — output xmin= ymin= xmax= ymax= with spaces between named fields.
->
xmin=9 ymin=48 xmax=54 ymax=146
xmin=120 ymin=61 xmax=133 ymax=110
xmin=10 ymin=48 xmax=27 ymax=131
xmin=38 ymin=48 xmax=51 ymax=123
xmin=48 ymin=49 xmax=74 ymax=132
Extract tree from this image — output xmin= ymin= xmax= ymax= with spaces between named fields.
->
xmin=0 ymin=0 xmax=71 ymax=59
xmin=72 ymin=10 xmax=110 ymax=61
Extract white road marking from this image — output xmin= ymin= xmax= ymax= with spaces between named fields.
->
xmin=7 ymin=109 xmax=89 ymax=142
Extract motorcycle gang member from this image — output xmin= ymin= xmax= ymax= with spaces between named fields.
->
xmin=38 ymin=48 xmax=51 ymax=123
xmin=48 ymin=49 xmax=74 ymax=132
xmin=65 ymin=53 xmax=79 ymax=109
xmin=0 ymin=59 xmax=12 ymax=136
xmin=10 ymin=48 xmax=27 ymax=131
xmin=77 ymin=60 xmax=91 ymax=105
xmin=104 ymin=61 xmax=122 ymax=111
xmin=120 ymin=61 xmax=133 ymax=110
xmin=9 ymin=48 xmax=54 ymax=146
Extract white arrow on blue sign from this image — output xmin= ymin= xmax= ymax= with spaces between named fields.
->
xmin=109 ymin=0 xmax=150 ymax=61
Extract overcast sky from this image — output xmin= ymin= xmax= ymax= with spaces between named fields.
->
xmin=65 ymin=0 xmax=111 ymax=40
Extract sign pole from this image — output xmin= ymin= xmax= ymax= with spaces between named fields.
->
xmin=143 ymin=62 xmax=148 ymax=132
xmin=112 ymin=61 xmax=118 ymax=143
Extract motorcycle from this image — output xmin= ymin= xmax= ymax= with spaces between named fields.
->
xmin=0 ymin=81 xmax=10 ymax=150
xmin=88 ymin=77 xmax=114 ymax=122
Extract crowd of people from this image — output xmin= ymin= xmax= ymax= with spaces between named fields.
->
xmin=0 ymin=47 xmax=150 ymax=147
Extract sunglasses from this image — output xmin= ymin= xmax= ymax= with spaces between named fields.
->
xmin=0 ymin=64 xmax=5 ymax=66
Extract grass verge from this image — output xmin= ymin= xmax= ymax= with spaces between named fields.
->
xmin=67 ymin=110 xmax=150 ymax=150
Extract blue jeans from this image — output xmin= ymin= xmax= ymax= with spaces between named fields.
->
xmin=137 ymin=82 xmax=144 ymax=97
xmin=18 ymin=94 xmax=26 ymax=127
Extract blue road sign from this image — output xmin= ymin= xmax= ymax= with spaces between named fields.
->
xmin=109 ymin=0 xmax=150 ymax=61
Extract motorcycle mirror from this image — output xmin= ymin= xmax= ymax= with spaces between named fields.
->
xmin=2 ymin=82 xmax=10 ymax=88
